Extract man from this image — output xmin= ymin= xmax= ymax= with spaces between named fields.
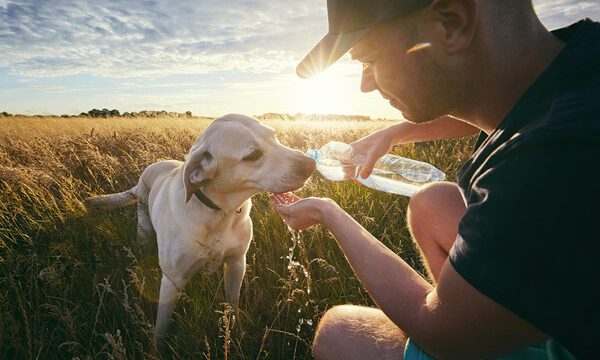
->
xmin=272 ymin=0 xmax=599 ymax=358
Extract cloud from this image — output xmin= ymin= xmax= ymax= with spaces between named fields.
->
xmin=0 ymin=0 xmax=325 ymax=78
xmin=1 ymin=0 xmax=598 ymax=118
xmin=1 ymin=0 xmax=597 ymax=79
xmin=533 ymin=0 xmax=600 ymax=29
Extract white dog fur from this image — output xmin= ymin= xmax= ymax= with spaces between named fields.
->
xmin=85 ymin=114 xmax=315 ymax=341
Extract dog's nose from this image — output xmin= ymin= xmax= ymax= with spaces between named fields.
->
xmin=295 ymin=156 xmax=316 ymax=178
xmin=306 ymin=157 xmax=316 ymax=175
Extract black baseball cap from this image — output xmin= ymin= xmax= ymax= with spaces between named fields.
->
xmin=296 ymin=0 xmax=432 ymax=78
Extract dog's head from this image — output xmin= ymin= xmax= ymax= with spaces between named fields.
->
xmin=183 ymin=114 xmax=315 ymax=202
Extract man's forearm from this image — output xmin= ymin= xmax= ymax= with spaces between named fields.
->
xmin=388 ymin=116 xmax=479 ymax=145
xmin=321 ymin=202 xmax=433 ymax=333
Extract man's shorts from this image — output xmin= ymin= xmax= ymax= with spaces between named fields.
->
xmin=404 ymin=337 xmax=578 ymax=360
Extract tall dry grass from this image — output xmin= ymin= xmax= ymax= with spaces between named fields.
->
xmin=0 ymin=115 xmax=475 ymax=359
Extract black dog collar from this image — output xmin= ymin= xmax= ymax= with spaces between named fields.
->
xmin=193 ymin=188 xmax=222 ymax=211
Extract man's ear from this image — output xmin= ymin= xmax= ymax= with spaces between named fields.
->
xmin=429 ymin=0 xmax=477 ymax=54
xmin=183 ymin=146 xmax=217 ymax=203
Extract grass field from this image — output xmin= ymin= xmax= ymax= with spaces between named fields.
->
xmin=0 ymin=115 xmax=475 ymax=359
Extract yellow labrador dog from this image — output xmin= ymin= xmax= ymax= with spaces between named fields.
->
xmin=85 ymin=114 xmax=315 ymax=340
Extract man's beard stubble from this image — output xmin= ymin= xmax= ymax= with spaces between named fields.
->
xmin=401 ymin=25 xmax=471 ymax=124
xmin=408 ymin=51 xmax=470 ymax=124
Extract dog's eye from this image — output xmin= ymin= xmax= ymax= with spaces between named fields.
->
xmin=243 ymin=149 xmax=263 ymax=161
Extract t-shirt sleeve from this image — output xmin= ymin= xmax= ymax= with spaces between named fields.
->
xmin=449 ymin=133 xmax=599 ymax=346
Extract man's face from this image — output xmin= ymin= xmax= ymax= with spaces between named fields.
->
xmin=350 ymin=18 xmax=461 ymax=123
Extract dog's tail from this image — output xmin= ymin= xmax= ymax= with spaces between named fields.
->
xmin=85 ymin=186 xmax=139 ymax=210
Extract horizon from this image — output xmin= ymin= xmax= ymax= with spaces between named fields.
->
xmin=0 ymin=109 xmax=388 ymax=121
xmin=1 ymin=0 xmax=599 ymax=119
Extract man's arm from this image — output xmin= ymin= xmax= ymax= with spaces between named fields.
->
xmin=386 ymin=116 xmax=480 ymax=145
xmin=319 ymin=202 xmax=548 ymax=358
xmin=351 ymin=116 xmax=478 ymax=178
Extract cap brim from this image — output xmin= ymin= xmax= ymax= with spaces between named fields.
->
xmin=296 ymin=27 xmax=372 ymax=79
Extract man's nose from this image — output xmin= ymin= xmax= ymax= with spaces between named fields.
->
xmin=360 ymin=65 xmax=377 ymax=93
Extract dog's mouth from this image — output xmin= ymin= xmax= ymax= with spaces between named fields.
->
xmin=272 ymin=175 xmax=311 ymax=194
xmin=262 ymin=156 xmax=315 ymax=194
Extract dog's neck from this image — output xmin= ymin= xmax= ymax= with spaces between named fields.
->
xmin=193 ymin=188 xmax=222 ymax=211
xmin=196 ymin=183 xmax=256 ymax=213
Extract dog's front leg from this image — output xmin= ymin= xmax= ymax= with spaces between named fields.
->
xmin=155 ymin=273 xmax=182 ymax=346
xmin=223 ymin=255 xmax=246 ymax=307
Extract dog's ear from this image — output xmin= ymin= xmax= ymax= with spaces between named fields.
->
xmin=183 ymin=147 xmax=217 ymax=203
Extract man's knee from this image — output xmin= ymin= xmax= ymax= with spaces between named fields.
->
xmin=312 ymin=305 xmax=406 ymax=360
xmin=408 ymin=182 xmax=456 ymax=217
xmin=407 ymin=182 xmax=463 ymax=231
xmin=312 ymin=305 xmax=353 ymax=359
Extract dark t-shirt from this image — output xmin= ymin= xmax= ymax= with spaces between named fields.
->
xmin=449 ymin=19 xmax=600 ymax=359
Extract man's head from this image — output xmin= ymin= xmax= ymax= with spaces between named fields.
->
xmin=298 ymin=0 xmax=537 ymax=123
xmin=296 ymin=0 xmax=433 ymax=79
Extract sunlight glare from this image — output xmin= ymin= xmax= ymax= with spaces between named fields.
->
xmin=290 ymin=63 xmax=359 ymax=115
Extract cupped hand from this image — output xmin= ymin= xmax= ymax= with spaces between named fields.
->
xmin=270 ymin=192 xmax=336 ymax=231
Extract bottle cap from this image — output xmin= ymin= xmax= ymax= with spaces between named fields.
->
xmin=306 ymin=149 xmax=318 ymax=160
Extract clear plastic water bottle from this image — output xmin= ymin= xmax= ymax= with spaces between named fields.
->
xmin=306 ymin=141 xmax=445 ymax=197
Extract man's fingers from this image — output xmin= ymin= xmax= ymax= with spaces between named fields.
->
xmin=359 ymin=164 xmax=374 ymax=179
xmin=270 ymin=195 xmax=292 ymax=216
xmin=358 ymin=152 xmax=380 ymax=179
xmin=275 ymin=204 xmax=290 ymax=215
xmin=269 ymin=195 xmax=287 ymax=215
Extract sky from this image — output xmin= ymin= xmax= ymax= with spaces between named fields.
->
xmin=1 ymin=0 xmax=599 ymax=119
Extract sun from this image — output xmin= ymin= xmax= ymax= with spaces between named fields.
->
xmin=290 ymin=62 xmax=360 ymax=115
